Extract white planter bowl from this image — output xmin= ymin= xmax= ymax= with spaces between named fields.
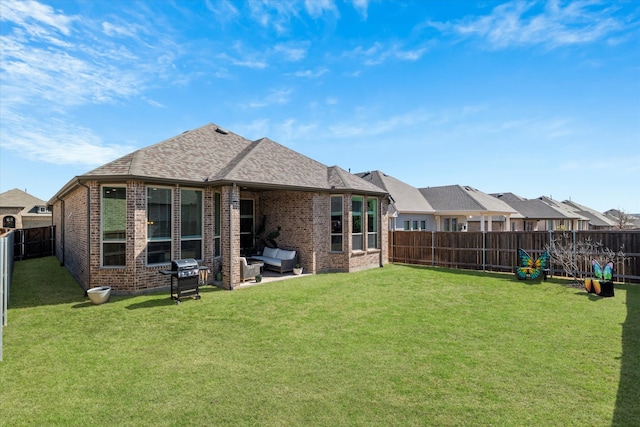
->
xmin=87 ymin=286 xmax=112 ymax=305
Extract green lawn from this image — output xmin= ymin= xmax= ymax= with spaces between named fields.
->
xmin=1 ymin=257 xmax=638 ymax=426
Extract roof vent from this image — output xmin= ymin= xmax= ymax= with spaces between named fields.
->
xmin=215 ymin=127 xmax=229 ymax=135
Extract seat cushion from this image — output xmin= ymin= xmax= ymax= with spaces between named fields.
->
xmin=262 ymin=247 xmax=279 ymax=259
xmin=278 ymin=250 xmax=296 ymax=261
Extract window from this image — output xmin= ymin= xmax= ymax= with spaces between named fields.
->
xmin=452 ymin=218 xmax=458 ymax=232
xmin=147 ymin=187 xmax=172 ymax=264
xmin=420 ymin=220 xmax=426 ymax=230
xmin=403 ymin=220 xmax=410 ymax=230
xmin=213 ymin=192 xmax=221 ymax=257
xmin=38 ymin=206 xmax=50 ymax=214
xmin=412 ymin=220 xmax=418 ymax=231
xmin=240 ymin=199 xmax=254 ymax=255
xmin=181 ymin=189 xmax=203 ymax=259
xmin=2 ymin=216 xmax=16 ymax=228
xmin=102 ymin=187 xmax=126 ymax=267
xmin=367 ymin=198 xmax=378 ymax=249
xmin=331 ymin=196 xmax=343 ymax=252
xmin=352 ymin=196 xmax=363 ymax=251
xmin=444 ymin=218 xmax=450 ymax=231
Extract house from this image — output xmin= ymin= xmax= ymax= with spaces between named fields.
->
xmin=0 ymin=188 xmax=52 ymax=229
xmin=492 ymin=193 xmax=589 ymax=231
xmin=419 ymin=185 xmax=517 ymax=232
xmin=604 ymin=209 xmax=640 ymax=229
xmin=355 ymin=171 xmax=435 ymax=231
xmin=562 ymin=200 xmax=615 ymax=230
xmin=48 ymin=123 xmax=389 ymax=293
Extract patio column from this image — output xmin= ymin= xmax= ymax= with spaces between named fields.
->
xmin=480 ymin=215 xmax=486 ymax=232
xmin=221 ymin=185 xmax=241 ymax=289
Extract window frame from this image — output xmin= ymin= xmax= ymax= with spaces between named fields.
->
xmin=367 ymin=197 xmax=378 ymax=249
xmin=180 ymin=188 xmax=203 ymax=260
xmin=352 ymin=195 xmax=364 ymax=251
xmin=213 ymin=192 xmax=221 ymax=258
xmin=146 ymin=186 xmax=173 ymax=266
xmin=100 ymin=185 xmax=127 ymax=267
xmin=330 ymin=195 xmax=343 ymax=252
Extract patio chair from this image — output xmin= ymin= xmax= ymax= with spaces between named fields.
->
xmin=240 ymin=257 xmax=261 ymax=282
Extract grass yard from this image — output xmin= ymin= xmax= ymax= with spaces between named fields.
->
xmin=1 ymin=257 xmax=638 ymax=426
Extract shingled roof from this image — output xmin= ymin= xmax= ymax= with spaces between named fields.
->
xmin=419 ymin=185 xmax=517 ymax=215
xmin=355 ymin=171 xmax=435 ymax=213
xmin=492 ymin=193 xmax=587 ymax=220
xmin=51 ymin=123 xmax=385 ymax=200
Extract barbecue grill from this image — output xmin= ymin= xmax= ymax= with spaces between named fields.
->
xmin=160 ymin=258 xmax=209 ymax=304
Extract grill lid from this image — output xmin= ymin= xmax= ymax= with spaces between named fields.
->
xmin=172 ymin=258 xmax=199 ymax=271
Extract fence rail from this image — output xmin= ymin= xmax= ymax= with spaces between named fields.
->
xmin=389 ymin=230 xmax=640 ymax=284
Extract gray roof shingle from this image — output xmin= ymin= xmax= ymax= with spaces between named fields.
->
xmin=419 ymin=185 xmax=516 ymax=214
xmin=53 ymin=123 xmax=386 ymax=200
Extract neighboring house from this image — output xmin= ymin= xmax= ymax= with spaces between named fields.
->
xmin=492 ymin=193 xmax=589 ymax=231
xmin=0 ymin=188 xmax=52 ymax=229
xmin=419 ymin=185 xmax=517 ymax=232
xmin=48 ymin=123 xmax=389 ymax=293
xmin=604 ymin=209 xmax=640 ymax=229
xmin=355 ymin=171 xmax=435 ymax=231
xmin=562 ymin=200 xmax=615 ymax=230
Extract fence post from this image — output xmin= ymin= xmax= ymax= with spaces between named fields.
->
xmin=572 ymin=230 xmax=578 ymax=280
xmin=431 ymin=230 xmax=435 ymax=267
xmin=482 ymin=231 xmax=486 ymax=272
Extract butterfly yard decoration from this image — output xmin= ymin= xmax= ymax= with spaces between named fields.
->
xmin=584 ymin=260 xmax=615 ymax=297
xmin=515 ymin=248 xmax=550 ymax=281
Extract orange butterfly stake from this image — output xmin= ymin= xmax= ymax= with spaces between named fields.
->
xmin=585 ymin=260 xmax=615 ymax=297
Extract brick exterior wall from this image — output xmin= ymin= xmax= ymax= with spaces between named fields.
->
xmin=51 ymin=181 xmax=388 ymax=293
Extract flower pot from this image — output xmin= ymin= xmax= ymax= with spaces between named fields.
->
xmin=255 ymin=275 xmax=262 ymax=283
xmin=87 ymin=286 xmax=111 ymax=305
xmin=293 ymin=267 xmax=303 ymax=275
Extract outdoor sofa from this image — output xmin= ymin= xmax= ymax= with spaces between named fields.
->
xmin=251 ymin=247 xmax=298 ymax=274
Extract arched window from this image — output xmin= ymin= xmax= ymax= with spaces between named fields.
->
xmin=3 ymin=216 xmax=16 ymax=228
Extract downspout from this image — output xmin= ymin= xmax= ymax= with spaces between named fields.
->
xmin=55 ymin=196 xmax=65 ymax=266
xmin=77 ymin=179 xmax=91 ymax=296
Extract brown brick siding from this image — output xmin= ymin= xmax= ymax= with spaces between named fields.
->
xmin=52 ymin=181 xmax=388 ymax=293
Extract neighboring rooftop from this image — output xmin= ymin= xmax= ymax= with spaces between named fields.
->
xmin=355 ymin=171 xmax=435 ymax=214
xmin=419 ymin=185 xmax=516 ymax=215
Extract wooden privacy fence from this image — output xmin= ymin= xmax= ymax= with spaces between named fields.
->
xmin=12 ymin=226 xmax=56 ymax=261
xmin=389 ymin=230 xmax=640 ymax=284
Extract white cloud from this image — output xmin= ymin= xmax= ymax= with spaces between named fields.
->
xmin=351 ymin=0 xmax=370 ymax=19
xmin=304 ymin=0 xmax=338 ymax=19
xmin=291 ymin=68 xmax=329 ymax=78
xmin=244 ymin=88 xmax=293 ymax=108
xmin=346 ymin=42 xmax=427 ymax=65
xmin=273 ymin=43 xmax=308 ymax=61
xmin=446 ymin=0 xmax=626 ymax=49
xmin=0 ymin=113 xmax=133 ymax=166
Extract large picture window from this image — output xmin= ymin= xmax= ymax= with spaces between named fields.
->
xmin=367 ymin=197 xmax=378 ymax=249
xmin=352 ymin=196 xmax=363 ymax=251
xmin=330 ymin=196 xmax=343 ymax=252
xmin=102 ymin=186 xmax=126 ymax=266
xmin=181 ymin=189 xmax=203 ymax=259
xmin=240 ymin=199 xmax=254 ymax=255
xmin=147 ymin=187 xmax=172 ymax=264
xmin=214 ymin=192 xmax=221 ymax=257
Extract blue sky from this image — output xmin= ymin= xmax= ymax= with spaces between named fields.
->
xmin=1 ymin=0 xmax=639 ymax=213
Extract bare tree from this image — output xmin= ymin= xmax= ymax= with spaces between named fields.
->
xmin=545 ymin=233 xmax=627 ymax=283
xmin=607 ymin=209 xmax=637 ymax=230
